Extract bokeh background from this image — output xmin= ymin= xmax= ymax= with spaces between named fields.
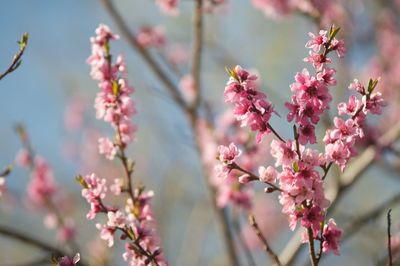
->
xmin=0 ymin=1 xmax=399 ymax=265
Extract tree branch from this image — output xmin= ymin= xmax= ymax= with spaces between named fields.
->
xmin=248 ymin=215 xmax=282 ymax=266
xmin=0 ymin=33 xmax=28 ymax=81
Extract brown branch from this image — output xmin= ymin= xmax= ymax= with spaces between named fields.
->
xmin=100 ymin=0 xmax=187 ymax=110
xmin=191 ymin=0 xmax=203 ymax=110
xmin=0 ymin=257 xmax=49 ymax=266
xmin=232 ymin=210 xmax=256 ymax=266
xmin=0 ymin=33 xmax=28 ymax=81
xmin=0 ymin=226 xmax=63 ymax=255
xmin=342 ymin=194 xmax=400 ymax=242
xmin=248 ymin=215 xmax=282 ymax=266
xmin=387 ymin=209 xmax=393 ymax=266
xmin=307 ymin=227 xmax=318 ymax=266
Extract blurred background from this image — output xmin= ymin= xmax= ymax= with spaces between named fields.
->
xmin=0 ymin=1 xmax=399 ymax=265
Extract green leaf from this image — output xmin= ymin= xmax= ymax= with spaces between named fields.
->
xmin=112 ymin=80 xmax=119 ymax=96
xmin=292 ymin=161 xmax=299 ymax=172
xmin=329 ymin=25 xmax=340 ymax=40
xmin=75 ymin=175 xmax=88 ymax=189
xmin=367 ymin=78 xmax=379 ymax=94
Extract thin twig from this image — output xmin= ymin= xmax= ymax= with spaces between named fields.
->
xmin=0 ymin=226 xmax=65 ymax=257
xmin=0 ymin=33 xmax=28 ymax=81
xmin=248 ymin=215 xmax=282 ymax=266
xmin=387 ymin=209 xmax=393 ymax=266
xmin=307 ymin=227 xmax=318 ymax=266
xmin=231 ymin=162 xmax=284 ymax=193
xmin=232 ymin=210 xmax=256 ymax=266
xmin=0 ymin=257 xmax=50 ymax=266
xmin=342 ymin=195 xmax=400 ymax=242
xmin=191 ymin=0 xmax=203 ymax=110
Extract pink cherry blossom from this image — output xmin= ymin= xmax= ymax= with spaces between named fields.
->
xmin=0 ymin=177 xmax=5 ymax=197
xmin=98 ymin=137 xmax=117 ymax=160
xmin=224 ymin=65 xmax=277 ymax=143
xmin=217 ymin=142 xmax=241 ymax=165
xmin=322 ymin=219 xmax=342 ymax=255
xmin=258 ymin=166 xmax=278 ymax=183
xmin=306 ymin=30 xmax=328 ymax=52
xmin=136 ymin=26 xmax=166 ymax=48
xmin=57 ymin=253 xmax=80 ymax=266
xmin=156 ymin=0 xmax=179 ymax=16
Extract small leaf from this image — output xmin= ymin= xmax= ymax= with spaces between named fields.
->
xmin=367 ymin=78 xmax=379 ymax=94
xmin=0 ymin=165 xmax=13 ymax=177
xmin=112 ymin=80 xmax=119 ymax=96
xmin=75 ymin=175 xmax=88 ymax=189
xmin=329 ymin=25 xmax=340 ymax=40
xmin=292 ymin=161 xmax=299 ymax=172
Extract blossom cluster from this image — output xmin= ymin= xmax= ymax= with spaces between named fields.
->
xmin=87 ymin=24 xmax=136 ymax=161
xmin=15 ymin=147 xmax=77 ymax=244
xmin=224 ymin=65 xmax=277 ymax=143
xmin=251 ymin=0 xmax=346 ymax=25
xmin=83 ymin=24 xmax=167 ymax=266
xmin=285 ymin=27 xmax=345 ymax=145
xmin=216 ymin=27 xmax=386 ymax=256
xmin=324 ymin=79 xmax=386 ymax=170
xmin=79 ymin=174 xmax=167 ymax=266
xmin=136 ymin=26 xmax=166 ymax=48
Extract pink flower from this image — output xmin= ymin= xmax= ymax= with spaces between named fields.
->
xmin=57 ymin=221 xmax=76 ymax=243
xmin=305 ymin=30 xmax=328 ymax=52
xmin=348 ymin=79 xmax=365 ymax=94
xmin=27 ymin=156 xmax=57 ymax=206
xmin=322 ymin=219 xmax=342 ymax=255
xmin=15 ymin=148 xmax=32 ymax=167
xmin=251 ymin=0 xmax=294 ymax=18
xmin=98 ymin=137 xmax=117 ymax=160
xmin=179 ymin=74 xmax=196 ymax=103
xmin=298 ymin=123 xmax=316 ymax=144
xmin=258 ymin=166 xmax=278 ymax=183
xmin=325 ymin=140 xmax=351 ymax=171
xmin=156 ymin=0 xmax=179 ymax=16
xmin=217 ymin=142 xmax=241 ymax=165
xmin=338 ymin=95 xmax=361 ymax=116
xmin=57 ymin=253 xmax=80 ymax=266
xmin=224 ymin=65 xmax=277 ymax=143
xmin=0 ymin=177 xmax=5 ymax=197
xmin=110 ymin=178 xmax=123 ymax=195
xmin=107 ymin=211 xmax=126 ymax=227
xmin=136 ymin=26 xmax=166 ymax=48
xmin=96 ymin=223 xmax=115 ymax=247
xmin=270 ymin=140 xmax=298 ymax=167
xmin=329 ymin=38 xmax=346 ymax=58
xmin=301 ymin=206 xmax=324 ymax=236
xmin=363 ymin=92 xmax=386 ymax=115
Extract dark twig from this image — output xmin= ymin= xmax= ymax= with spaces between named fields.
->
xmin=0 ymin=33 xmax=28 ymax=81
xmin=307 ymin=227 xmax=318 ymax=266
xmin=387 ymin=209 xmax=393 ymax=266
xmin=248 ymin=215 xmax=282 ymax=266
xmin=0 ymin=225 xmax=65 ymax=257
xmin=342 ymin=195 xmax=400 ymax=242
xmin=191 ymin=0 xmax=203 ymax=111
